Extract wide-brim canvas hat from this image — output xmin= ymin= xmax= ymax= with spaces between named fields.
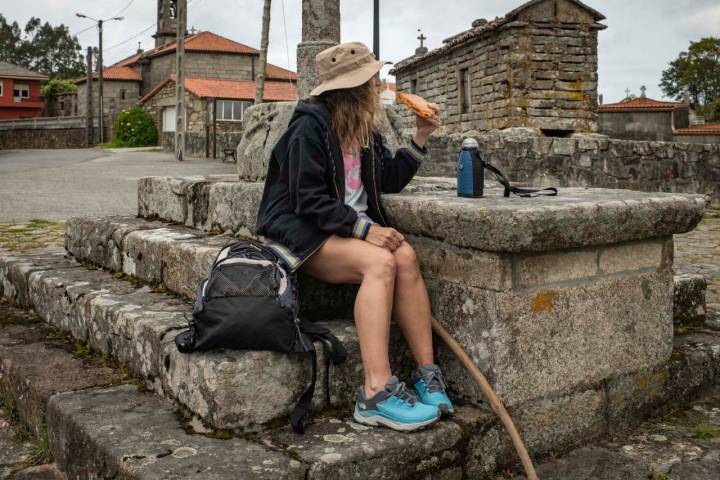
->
xmin=310 ymin=42 xmax=391 ymax=97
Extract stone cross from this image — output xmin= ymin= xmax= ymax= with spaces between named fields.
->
xmin=625 ymin=88 xmax=631 ymax=99
xmin=415 ymin=29 xmax=429 ymax=56
xmin=297 ymin=0 xmax=340 ymax=99
xmin=640 ymin=85 xmax=647 ymax=98
xmin=190 ymin=26 xmax=197 ymax=35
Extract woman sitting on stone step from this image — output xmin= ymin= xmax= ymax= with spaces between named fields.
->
xmin=256 ymin=42 xmax=453 ymax=432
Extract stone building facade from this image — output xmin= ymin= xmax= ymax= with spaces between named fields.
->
xmin=140 ymin=76 xmax=296 ymax=158
xmin=43 ymin=92 xmax=79 ymax=117
xmin=76 ymin=66 xmax=142 ymax=143
xmin=391 ymin=0 xmax=606 ymax=135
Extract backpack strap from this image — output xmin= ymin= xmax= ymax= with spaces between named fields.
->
xmin=471 ymin=151 xmax=558 ymax=198
xmin=289 ymin=319 xmax=347 ymax=433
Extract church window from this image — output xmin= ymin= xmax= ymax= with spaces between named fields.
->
xmin=120 ymin=89 xmax=126 ymax=100
xmin=170 ymin=0 xmax=178 ymax=19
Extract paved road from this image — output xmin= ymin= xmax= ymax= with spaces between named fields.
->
xmin=0 ymin=149 xmax=236 ymax=222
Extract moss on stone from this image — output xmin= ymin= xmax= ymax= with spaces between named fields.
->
xmin=689 ymin=424 xmax=720 ymax=439
xmin=0 ymin=219 xmax=65 ymax=253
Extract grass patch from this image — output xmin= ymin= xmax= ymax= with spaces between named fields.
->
xmin=28 ymin=421 xmax=52 ymax=465
xmin=689 ymin=424 xmax=720 ymax=439
xmin=0 ymin=219 xmax=65 ymax=253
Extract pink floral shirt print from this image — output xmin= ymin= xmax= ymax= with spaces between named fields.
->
xmin=343 ymin=150 xmax=369 ymax=215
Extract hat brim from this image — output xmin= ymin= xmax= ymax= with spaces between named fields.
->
xmin=310 ymin=59 xmax=391 ymax=97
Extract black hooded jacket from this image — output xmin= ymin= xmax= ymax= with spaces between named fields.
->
xmin=255 ymin=100 xmax=427 ymax=271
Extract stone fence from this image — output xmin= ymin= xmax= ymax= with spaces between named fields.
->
xmin=0 ymin=116 xmax=87 ymax=149
xmin=418 ymin=131 xmax=720 ymax=208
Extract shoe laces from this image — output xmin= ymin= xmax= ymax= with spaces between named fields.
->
xmin=420 ymin=369 xmax=448 ymax=394
xmin=388 ymin=381 xmax=418 ymax=405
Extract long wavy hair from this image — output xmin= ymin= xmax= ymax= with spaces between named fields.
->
xmin=315 ymin=80 xmax=381 ymax=156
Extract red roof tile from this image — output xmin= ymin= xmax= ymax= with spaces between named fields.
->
xmin=598 ymin=97 xmax=688 ymax=112
xmin=674 ymin=124 xmax=720 ymax=136
xmin=112 ymin=52 xmax=143 ymax=68
xmin=76 ymin=66 xmax=142 ymax=84
xmin=150 ymin=31 xmax=258 ymax=58
xmin=140 ymin=76 xmax=297 ymax=104
xmin=265 ymin=63 xmax=298 ymax=81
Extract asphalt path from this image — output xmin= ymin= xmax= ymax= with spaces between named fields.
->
xmin=0 ymin=149 xmax=236 ymax=222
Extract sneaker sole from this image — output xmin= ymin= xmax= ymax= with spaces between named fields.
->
xmin=353 ymin=407 xmax=440 ymax=432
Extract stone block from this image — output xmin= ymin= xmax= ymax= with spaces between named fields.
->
xmin=266 ymin=416 xmax=463 ymax=479
xmin=512 ymin=248 xmax=597 ymax=288
xmin=598 ymin=239 xmax=668 ymax=275
xmin=435 ymin=269 xmax=674 ymax=407
xmin=673 ymin=273 xmax=707 ymax=324
xmin=236 ymin=102 xmax=296 ymax=182
xmin=46 ymin=385 xmax=305 ymax=479
xmin=122 ymin=227 xmax=201 ymax=283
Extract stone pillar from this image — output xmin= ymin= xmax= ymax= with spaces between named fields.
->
xmin=297 ymin=0 xmax=340 ymax=99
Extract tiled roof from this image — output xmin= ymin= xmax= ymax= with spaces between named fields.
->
xmin=113 ymin=52 xmax=143 ymax=68
xmin=0 ymin=61 xmax=48 ymax=80
xmin=150 ymin=31 xmax=258 ymax=58
xmin=76 ymin=66 xmax=142 ymax=84
xmin=598 ymin=97 xmax=688 ymax=113
xmin=265 ymin=63 xmax=298 ymax=81
xmin=674 ymin=124 xmax=720 ymax=136
xmin=140 ymin=75 xmax=297 ymax=104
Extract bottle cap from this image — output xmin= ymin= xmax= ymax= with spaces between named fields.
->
xmin=461 ymin=138 xmax=478 ymax=150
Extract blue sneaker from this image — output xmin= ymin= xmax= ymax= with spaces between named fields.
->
xmin=411 ymin=364 xmax=454 ymax=415
xmin=353 ymin=376 xmax=440 ymax=431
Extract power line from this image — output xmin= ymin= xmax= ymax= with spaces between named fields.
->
xmin=72 ymin=23 xmax=97 ymax=36
xmin=111 ymin=0 xmax=136 ymax=19
xmin=104 ymin=23 xmax=155 ymax=51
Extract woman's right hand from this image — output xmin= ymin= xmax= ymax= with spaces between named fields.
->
xmin=365 ymin=225 xmax=404 ymax=251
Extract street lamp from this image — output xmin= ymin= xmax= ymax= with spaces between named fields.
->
xmin=76 ymin=12 xmax=124 ymax=144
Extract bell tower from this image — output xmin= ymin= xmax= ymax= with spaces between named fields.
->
xmin=154 ymin=0 xmax=178 ymax=48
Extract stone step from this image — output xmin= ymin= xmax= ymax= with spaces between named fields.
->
xmin=0 ymin=251 xmax=412 ymax=432
xmin=0 ymin=309 xmax=470 ymax=480
xmin=48 ymin=385 xmax=472 ymax=480
xmin=64 ymin=215 xmax=710 ymax=332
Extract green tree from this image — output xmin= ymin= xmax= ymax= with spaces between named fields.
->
xmin=40 ymin=79 xmax=77 ymax=98
xmin=660 ymin=37 xmax=720 ymax=121
xmin=0 ymin=14 xmax=85 ymax=79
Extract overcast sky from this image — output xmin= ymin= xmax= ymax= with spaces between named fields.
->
xmin=2 ymin=0 xmax=718 ymax=103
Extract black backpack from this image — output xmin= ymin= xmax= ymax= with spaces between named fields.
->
xmin=174 ymin=240 xmax=347 ymax=433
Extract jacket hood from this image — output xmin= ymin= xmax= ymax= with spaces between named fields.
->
xmin=289 ymin=99 xmax=331 ymax=131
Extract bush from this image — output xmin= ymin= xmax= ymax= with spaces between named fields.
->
xmin=114 ymin=106 xmax=158 ymax=147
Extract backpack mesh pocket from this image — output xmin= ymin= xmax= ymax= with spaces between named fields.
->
xmin=206 ymin=263 xmax=277 ymax=299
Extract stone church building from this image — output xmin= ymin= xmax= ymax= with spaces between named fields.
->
xmin=76 ymin=0 xmax=297 ymax=152
xmin=391 ymin=0 xmax=606 ymax=136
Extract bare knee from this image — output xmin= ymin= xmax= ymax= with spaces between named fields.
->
xmin=394 ymin=242 xmax=420 ymax=278
xmin=363 ymin=248 xmax=397 ymax=282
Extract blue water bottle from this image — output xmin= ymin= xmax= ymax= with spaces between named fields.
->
xmin=457 ymin=138 xmax=484 ymax=198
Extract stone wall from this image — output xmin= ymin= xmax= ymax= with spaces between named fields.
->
xmin=0 ymin=116 xmax=86 ymax=149
xmin=161 ymin=131 xmax=243 ymax=159
xmin=391 ymin=0 xmax=603 ymax=135
xmin=141 ymin=81 xmax=206 ymax=133
xmin=143 ymin=52 xmax=255 ymax=96
xmin=416 ymin=131 xmax=720 ymax=208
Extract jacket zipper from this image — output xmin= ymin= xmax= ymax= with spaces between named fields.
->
xmin=369 ymin=140 xmax=388 ymax=226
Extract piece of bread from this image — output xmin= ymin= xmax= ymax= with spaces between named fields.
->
xmin=397 ymin=92 xmax=435 ymax=119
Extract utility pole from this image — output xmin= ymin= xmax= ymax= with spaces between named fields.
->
xmin=98 ymin=19 xmax=104 ymax=144
xmin=373 ymin=0 xmax=380 ymax=59
xmin=175 ymin=0 xmax=187 ymax=161
xmin=76 ymin=12 xmax=123 ymax=144
xmin=85 ymin=46 xmax=93 ymax=146
xmin=255 ymin=0 xmax=272 ymax=105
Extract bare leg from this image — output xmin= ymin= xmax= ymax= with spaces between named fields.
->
xmin=302 ymin=235 xmax=397 ymax=397
xmin=392 ymin=241 xmax=434 ymax=366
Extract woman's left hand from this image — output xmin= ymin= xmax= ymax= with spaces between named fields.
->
xmin=414 ymin=103 xmax=441 ymax=148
